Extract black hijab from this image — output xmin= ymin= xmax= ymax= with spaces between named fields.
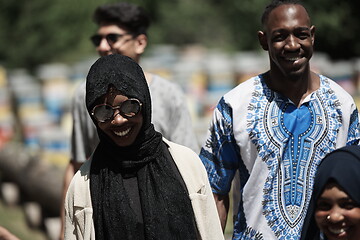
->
xmin=300 ymin=145 xmax=360 ymax=240
xmin=86 ymin=54 xmax=198 ymax=240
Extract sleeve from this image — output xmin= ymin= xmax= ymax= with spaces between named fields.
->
xmin=64 ymin=176 xmax=76 ymax=240
xmin=64 ymin=160 xmax=95 ymax=240
xmin=165 ymin=139 xmax=224 ymax=240
xmin=199 ymin=97 xmax=241 ymax=195
xmin=347 ymin=106 xmax=360 ymax=145
xmin=70 ymin=82 xmax=99 ymax=163
xmin=166 ymin=85 xmax=200 ymax=153
xmin=198 ymin=157 xmax=225 ymax=240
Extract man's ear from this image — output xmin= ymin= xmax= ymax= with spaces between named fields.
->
xmin=134 ymin=34 xmax=147 ymax=55
xmin=310 ymin=25 xmax=316 ymax=45
xmin=258 ymin=31 xmax=268 ymax=51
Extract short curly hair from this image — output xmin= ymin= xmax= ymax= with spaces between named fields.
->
xmin=261 ymin=0 xmax=305 ymax=26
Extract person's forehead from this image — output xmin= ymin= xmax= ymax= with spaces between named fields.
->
xmin=321 ymin=182 xmax=349 ymax=199
xmin=266 ymin=4 xmax=310 ymax=30
xmin=95 ymin=87 xmax=124 ymax=103
xmin=97 ymin=23 xmax=128 ymax=33
xmin=106 ymin=86 xmax=125 ymax=98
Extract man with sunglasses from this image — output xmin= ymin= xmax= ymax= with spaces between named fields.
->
xmin=59 ymin=2 xmax=199 ymax=239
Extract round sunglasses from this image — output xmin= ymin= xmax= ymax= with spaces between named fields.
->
xmin=90 ymin=33 xmax=130 ymax=47
xmin=91 ymin=98 xmax=142 ymax=122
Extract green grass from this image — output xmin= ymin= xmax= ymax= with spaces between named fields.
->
xmin=0 ymin=200 xmax=47 ymax=240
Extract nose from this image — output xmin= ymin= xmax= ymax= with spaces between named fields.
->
xmin=285 ymin=35 xmax=300 ymax=51
xmin=110 ymin=110 xmax=128 ymax=125
xmin=328 ymin=210 xmax=345 ymax=223
xmin=97 ymin=38 xmax=111 ymax=52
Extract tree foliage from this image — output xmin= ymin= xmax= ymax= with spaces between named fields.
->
xmin=304 ymin=0 xmax=360 ymax=59
xmin=0 ymin=0 xmax=358 ymax=70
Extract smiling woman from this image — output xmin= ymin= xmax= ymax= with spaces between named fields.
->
xmin=64 ymin=54 xmax=224 ymax=240
xmin=300 ymin=145 xmax=360 ymax=240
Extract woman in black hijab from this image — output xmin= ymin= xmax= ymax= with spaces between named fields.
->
xmin=300 ymin=145 xmax=360 ymax=240
xmin=64 ymin=54 xmax=223 ymax=240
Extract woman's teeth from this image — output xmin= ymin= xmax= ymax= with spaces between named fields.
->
xmin=328 ymin=226 xmax=347 ymax=235
xmin=286 ymin=57 xmax=300 ymax=61
xmin=114 ymin=128 xmax=131 ymax=137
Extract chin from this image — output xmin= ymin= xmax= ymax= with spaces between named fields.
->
xmin=108 ymin=134 xmax=136 ymax=147
xmin=114 ymin=139 xmax=136 ymax=147
xmin=285 ymin=69 xmax=307 ymax=80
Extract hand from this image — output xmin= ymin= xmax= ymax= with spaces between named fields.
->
xmin=0 ymin=226 xmax=20 ymax=240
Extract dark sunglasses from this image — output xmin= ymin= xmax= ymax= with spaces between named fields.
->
xmin=91 ymin=98 xmax=142 ymax=122
xmin=90 ymin=33 xmax=129 ymax=47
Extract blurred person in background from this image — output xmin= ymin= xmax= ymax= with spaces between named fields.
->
xmin=59 ymin=2 xmax=199 ymax=239
xmin=64 ymin=54 xmax=223 ymax=240
xmin=199 ymin=0 xmax=360 ymax=239
xmin=0 ymin=226 xmax=20 ymax=240
xmin=301 ymin=145 xmax=360 ymax=240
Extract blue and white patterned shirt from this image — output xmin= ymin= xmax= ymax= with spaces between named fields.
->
xmin=200 ymin=73 xmax=360 ymax=240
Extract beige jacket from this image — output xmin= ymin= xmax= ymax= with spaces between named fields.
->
xmin=64 ymin=138 xmax=224 ymax=240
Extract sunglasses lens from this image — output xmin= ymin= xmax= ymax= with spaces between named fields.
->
xmin=90 ymin=35 xmax=102 ymax=46
xmin=93 ymin=105 xmax=114 ymax=122
xmin=120 ymin=99 xmax=141 ymax=117
xmin=106 ymin=34 xmax=119 ymax=44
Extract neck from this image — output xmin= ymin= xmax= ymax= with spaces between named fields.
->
xmin=144 ymin=71 xmax=153 ymax=84
xmin=265 ymin=70 xmax=320 ymax=107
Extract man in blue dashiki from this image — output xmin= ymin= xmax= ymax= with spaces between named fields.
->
xmin=199 ymin=0 xmax=360 ymax=239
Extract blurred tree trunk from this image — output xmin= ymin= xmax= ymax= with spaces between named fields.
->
xmin=0 ymin=144 xmax=62 ymax=216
